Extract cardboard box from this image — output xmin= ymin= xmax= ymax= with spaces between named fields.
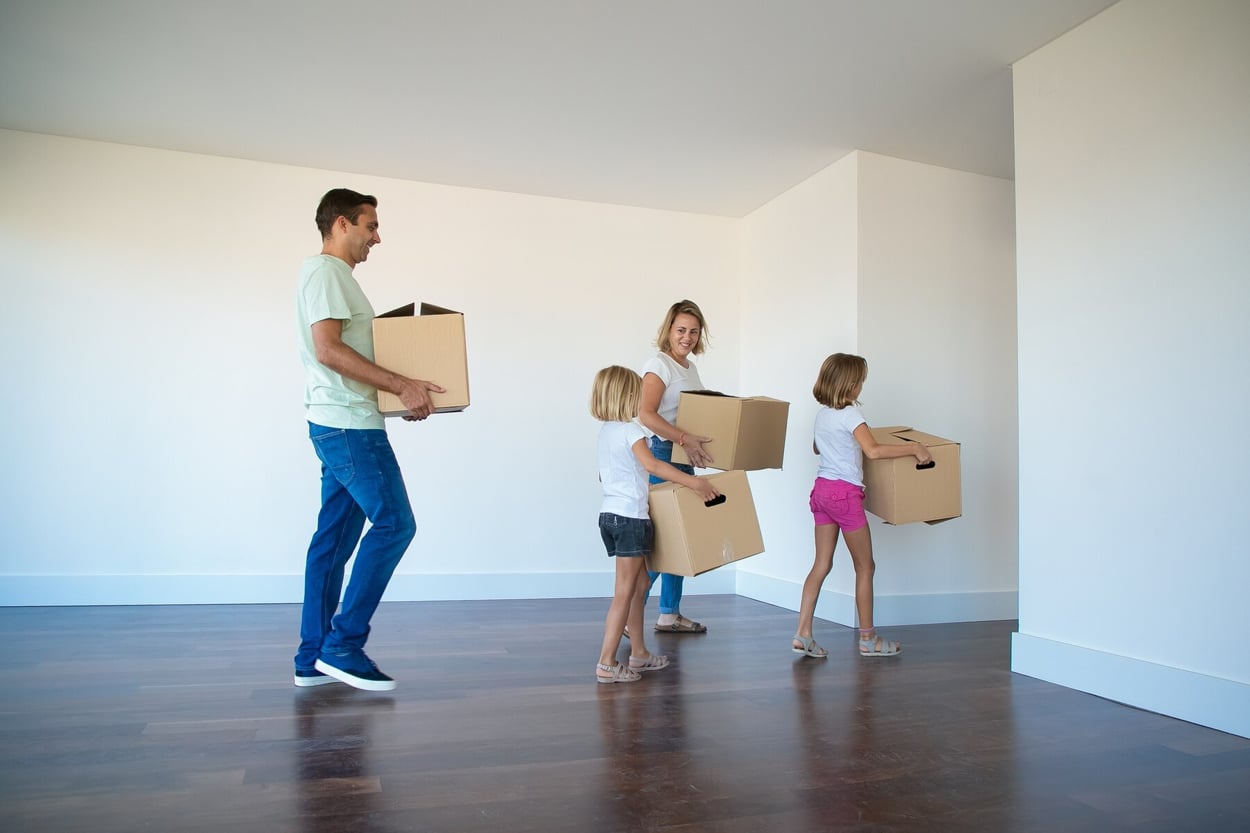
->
xmin=372 ymin=303 xmax=470 ymax=415
xmin=646 ymin=469 xmax=765 ymax=577
xmin=669 ymin=391 xmax=789 ymax=471
xmin=862 ymin=427 xmax=961 ymax=525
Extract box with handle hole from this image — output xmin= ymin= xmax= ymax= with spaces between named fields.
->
xmin=646 ymin=469 xmax=765 ymax=576
xmin=862 ymin=427 xmax=961 ymax=524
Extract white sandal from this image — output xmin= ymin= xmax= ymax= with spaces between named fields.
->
xmin=628 ymin=653 xmax=670 ymax=671
xmin=596 ymin=662 xmax=642 ymax=684
xmin=859 ymin=632 xmax=901 ymax=657
xmin=792 ymin=635 xmax=828 ymax=658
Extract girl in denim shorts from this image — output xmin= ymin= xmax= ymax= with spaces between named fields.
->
xmin=792 ymin=354 xmax=931 ymax=659
xmin=590 ymin=366 xmax=720 ymax=683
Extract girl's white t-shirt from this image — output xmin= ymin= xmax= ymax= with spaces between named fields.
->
xmin=598 ymin=419 xmax=651 ymax=519
xmin=814 ymin=405 xmax=867 ymax=487
xmin=641 ymin=352 xmax=704 ymax=424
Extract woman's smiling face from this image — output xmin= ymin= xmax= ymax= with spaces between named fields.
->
xmin=667 ymin=313 xmax=701 ymax=362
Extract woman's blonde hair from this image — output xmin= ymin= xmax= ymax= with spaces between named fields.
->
xmin=813 ymin=353 xmax=867 ymax=409
xmin=590 ymin=365 xmax=643 ymax=422
xmin=655 ymin=299 xmax=709 ymax=356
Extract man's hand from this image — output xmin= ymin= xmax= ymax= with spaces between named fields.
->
xmin=397 ymin=378 xmax=446 ymax=421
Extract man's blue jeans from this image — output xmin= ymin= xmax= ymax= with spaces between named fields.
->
xmin=295 ymin=423 xmax=416 ymax=671
xmin=646 ymin=435 xmax=693 ymax=615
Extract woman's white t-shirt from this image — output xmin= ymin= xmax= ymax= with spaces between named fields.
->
xmin=641 ymin=352 xmax=704 ymax=424
xmin=598 ymin=420 xmax=651 ymax=519
xmin=814 ymin=405 xmax=867 ymax=487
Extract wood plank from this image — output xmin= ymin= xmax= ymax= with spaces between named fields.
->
xmin=1 ymin=597 xmax=1246 ymax=833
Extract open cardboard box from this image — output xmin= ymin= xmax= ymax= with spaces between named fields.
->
xmin=372 ymin=302 xmax=470 ymax=415
xmin=862 ymin=426 xmax=961 ymax=524
xmin=670 ymin=391 xmax=789 ymax=471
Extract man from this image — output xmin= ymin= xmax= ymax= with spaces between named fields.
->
xmin=293 ymin=188 xmax=443 ymax=691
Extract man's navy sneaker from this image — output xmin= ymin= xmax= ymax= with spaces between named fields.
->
xmin=314 ymin=652 xmax=396 ymax=691
xmin=293 ymin=668 xmax=340 ymax=687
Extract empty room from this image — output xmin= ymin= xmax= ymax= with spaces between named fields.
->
xmin=1 ymin=1 xmax=1247 ymax=831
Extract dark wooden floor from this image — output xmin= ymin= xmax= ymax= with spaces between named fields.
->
xmin=1 ymin=596 xmax=1247 ymax=833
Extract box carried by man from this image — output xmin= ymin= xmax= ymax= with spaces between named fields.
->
xmin=669 ymin=391 xmax=789 ymax=471
xmin=372 ymin=302 xmax=470 ymax=415
xmin=647 ymin=469 xmax=765 ymax=577
xmin=862 ymin=427 xmax=961 ymax=524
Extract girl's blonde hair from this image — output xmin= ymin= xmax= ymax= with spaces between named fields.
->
xmin=590 ymin=365 xmax=643 ymax=422
xmin=655 ymin=299 xmax=709 ymax=356
xmin=813 ymin=353 xmax=867 ymax=409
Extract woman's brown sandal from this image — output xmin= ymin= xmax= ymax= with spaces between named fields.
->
xmin=654 ymin=615 xmax=707 ymax=633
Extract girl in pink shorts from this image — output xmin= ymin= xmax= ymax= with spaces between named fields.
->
xmin=792 ymin=354 xmax=931 ymax=658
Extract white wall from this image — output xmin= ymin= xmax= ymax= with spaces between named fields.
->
xmin=857 ymin=152 xmax=1018 ymax=622
xmin=735 ymin=153 xmax=861 ymax=622
xmin=1011 ymin=0 xmax=1250 ymax=737
xmin=735 ymin=151 xmax=1018 ymax=626
xmin=0 ymin=129 xmax=739 ymax=604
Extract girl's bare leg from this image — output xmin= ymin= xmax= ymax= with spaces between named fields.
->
xmin=841 ymin=524 xmax=875 ymax=630
xmin=842 ymin=524 xmax=898 ymax=654
xmin=627 ymin=565 xmax=652 ymax=660
xmin=599 ymin=557 xmax=646 ymax=667
xmin=794 ymin=524 xmax=839 ymax=647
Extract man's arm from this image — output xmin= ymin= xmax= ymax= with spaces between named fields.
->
xmin=311 ymin=319 xmax=444 ymax=420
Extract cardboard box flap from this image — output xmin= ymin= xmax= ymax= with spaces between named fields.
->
xmin=376 ymin=303 xmax=413 ymax=318
xmin=868 ymin=426 xmax=956 ymax=447
xmin=891 ymin=429 xmax=957 ymax=447
xmin=868 ymin=426 xmax=911 ymax=444
xmin=679 ymin=391 xmax=784 ymax=404
xmin=376 ymin=302 xmax=462 ymax=318
xmin=419 ymin=302 xmax=460 ymax=316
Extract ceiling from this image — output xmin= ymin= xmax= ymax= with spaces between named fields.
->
xmin=0 ymin=1 xmax=1116 ymax=217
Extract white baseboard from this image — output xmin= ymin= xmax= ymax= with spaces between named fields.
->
xmin=384 ymin=569 xmax=738 ymax=601
xmin=0 ymin=570 xmax=739 ymax=607
xmin=1012 ymin=632 xmax=1249 ymax=739
xmin=734 ymin=571 xmax=1018 ymax=625
xmin=0 ymin=575 xmax=307 ymax=606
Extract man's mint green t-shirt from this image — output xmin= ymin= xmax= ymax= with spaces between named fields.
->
xmin=296 ymin=254 xmax=385 ymax=430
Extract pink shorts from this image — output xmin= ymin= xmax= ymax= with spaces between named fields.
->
xmin=809 ymin=477 xmax=868 ymax=532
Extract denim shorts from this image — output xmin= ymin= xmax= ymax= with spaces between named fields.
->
xmin=598 ymin=513 xmax=653 ymax=558
xmin=809 ymin=477 xmax=868 ymax=532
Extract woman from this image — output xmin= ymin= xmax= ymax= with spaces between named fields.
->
xmin=637 ymin=299 xmax=715 ymax=633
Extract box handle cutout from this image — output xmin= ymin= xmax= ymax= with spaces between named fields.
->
xmin=916 ymin=461 xmax=936 ymax=470
xmin=704 ymin=494 xmax=727 ymax=508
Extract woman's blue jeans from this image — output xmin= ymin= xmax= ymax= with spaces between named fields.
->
xmin=295 ymin=424 xmax=416 ymax=671
xmin=646 ymin=436 xmax=694 ymax=615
